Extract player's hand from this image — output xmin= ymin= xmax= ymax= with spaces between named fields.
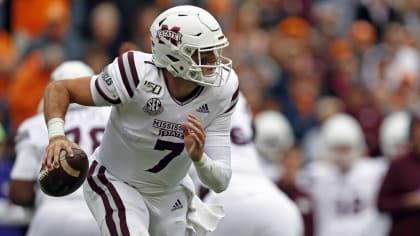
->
xmin=181 ymin=114 xmax=205 ymax=162
xmin=42 ymin=136 xmax=78 ymax=170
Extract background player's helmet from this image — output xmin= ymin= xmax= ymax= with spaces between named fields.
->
xmin=50 ymin=61 xmax=94 ymax=81
xmin=254 ymin=111 xmax=295 ymax=162
xmin=321 ymin=113 xmax=366 ymax=169
xmin=38 ymin=61 xmax=94 ymax=113
xmin=379 ymin=111 xmax=410 ymax=159
xmin=150 ymin=5 xmax=232 ymax=87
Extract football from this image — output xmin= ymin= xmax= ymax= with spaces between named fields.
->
xmin=39 ymin=147 xmax=89 ymax=197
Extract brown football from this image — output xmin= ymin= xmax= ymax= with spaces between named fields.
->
xmin=39 ymin=148 xmax=89 ymax=197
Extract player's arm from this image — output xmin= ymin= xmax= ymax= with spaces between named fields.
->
xmin=42 ymin=77 xmax=94 ymax=170
xmin=182 ymin=106 xmax=236 ymax=193
xmin=187 ymin=80 xmax=239 ymax=193
xmin=192 ymin=148 xmax=231 ymax=193
xmin=44 ymin=76 xmax=94 ymax=119
xmin=43 ymin=53 xmax=130 ymax=170
xmin=10 ymin=124 xmax=43 ymax=207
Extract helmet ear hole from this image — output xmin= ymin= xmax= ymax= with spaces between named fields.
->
xmin=183 ymin=47 xmax=195 ymax=56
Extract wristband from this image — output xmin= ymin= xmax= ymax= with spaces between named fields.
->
xmin=47 ymin=118 xmax=65 ymax=140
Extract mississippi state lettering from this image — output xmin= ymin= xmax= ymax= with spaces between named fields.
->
xmin=153 ymin=119 xmax=184 ymax=139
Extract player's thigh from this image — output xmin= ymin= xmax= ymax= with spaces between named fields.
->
xmin=83 ymin=164 xmax=150 ymax=236
xmin=146 ymin=189 xmax=189 ymax=236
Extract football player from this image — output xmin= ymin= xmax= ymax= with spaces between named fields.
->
xmin=377 ymin=111 xmax=420 ymax=236
xmin=253 ymin=110 xmax=295 ymax=181
xmin=253 ymin=111 xmax=314 ymax=236
xmin=297 ymin=113 xmax=389 ymax=236
xmin=9 ymin=61 xmax=110 ymax=236
xmin=42 ymin=5 xmax=238 ymax=236
xmin=197 ymin=93 xmax=304 ymax=236
xmin=375 ymin=111 xmax=414 ymax=236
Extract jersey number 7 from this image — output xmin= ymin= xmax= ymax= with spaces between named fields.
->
xmin=146 ymin=139 xmax=184 ymax=173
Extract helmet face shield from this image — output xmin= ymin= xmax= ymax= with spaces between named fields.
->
xmin=187 ymin=44 xmax=232 ymax=86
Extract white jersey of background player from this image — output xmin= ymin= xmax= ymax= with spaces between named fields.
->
xmin=10 ymin=61 xmax=110 ymax=236
xmin=297 ymin=113 xmax=388 ymax=236
xmin=42 ymin=5 xmax=238 ymax=236
xmin=200 ymin=93 xmax=304 ymax=236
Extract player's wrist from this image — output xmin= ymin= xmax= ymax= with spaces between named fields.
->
xmin=47 ymin=117 xmax=65 ymax=140
xmin=193 ymin=153 xmax=208 ymax=167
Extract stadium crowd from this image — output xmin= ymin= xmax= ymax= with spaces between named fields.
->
xmin=0 ymin=0 xmax=419 ymax=235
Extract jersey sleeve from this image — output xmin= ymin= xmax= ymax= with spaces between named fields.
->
xmin=205 ymin=71 xmax=239 ymax=149
xmin=10 ymin=119 xmax=46 ymax=181
xmin=194 ymin=72 xmax=239 ymax=192
xmin=91 ymin=51 xmax=143 ymax=105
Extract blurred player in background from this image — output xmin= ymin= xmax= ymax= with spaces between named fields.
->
xmin=377 ymin=111 xmax=420 ymax=236
xmin=297 ymin=113 xmax=389 ymax=236
xmin=9 ymin=61 xmax=110 ymax=236
xmin=253 ymin=110 xmax=295 ymax=181
xmin=254 ymin=110 xmax=314 ymax=236
xmin=42 ymin=5 xmax=238 ymax=236
xmin=193 ymin=93 xmax=303 ymax=236
xmin=363 ymin=110 xmax=414 ymax=236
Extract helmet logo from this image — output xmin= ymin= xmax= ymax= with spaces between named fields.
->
xmin=157 ymin=25 xmax=182 ymax=46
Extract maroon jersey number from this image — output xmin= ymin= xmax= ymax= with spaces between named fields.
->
xmin=146 ymin=139 xmax=185 ymax=173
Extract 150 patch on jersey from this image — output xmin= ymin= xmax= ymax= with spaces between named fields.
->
xmin=142 ymin=80 xmax=162 ymax=95
xmin=143 ymin=98 xmax=164 ymax=115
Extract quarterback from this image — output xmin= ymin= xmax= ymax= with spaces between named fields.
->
xmin=42 ymin=5 xmax=238 ymax=236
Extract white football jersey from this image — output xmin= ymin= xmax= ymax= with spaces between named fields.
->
xmin=297 ymin=157 xmax=389 ymax=236
xmin=91 ymin=51 xmax=239 ymax=193
xmin=11 ymin=106 xmax=111 ymax=205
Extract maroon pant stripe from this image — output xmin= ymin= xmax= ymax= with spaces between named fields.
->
xmin=87 ymin=161 xmax=119 ymax=236
xmin=97 ymin=166 xmax=130 ymax=236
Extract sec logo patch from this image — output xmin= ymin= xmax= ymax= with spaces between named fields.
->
xmin=143 ymin=98 xmax=164 ymax=115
